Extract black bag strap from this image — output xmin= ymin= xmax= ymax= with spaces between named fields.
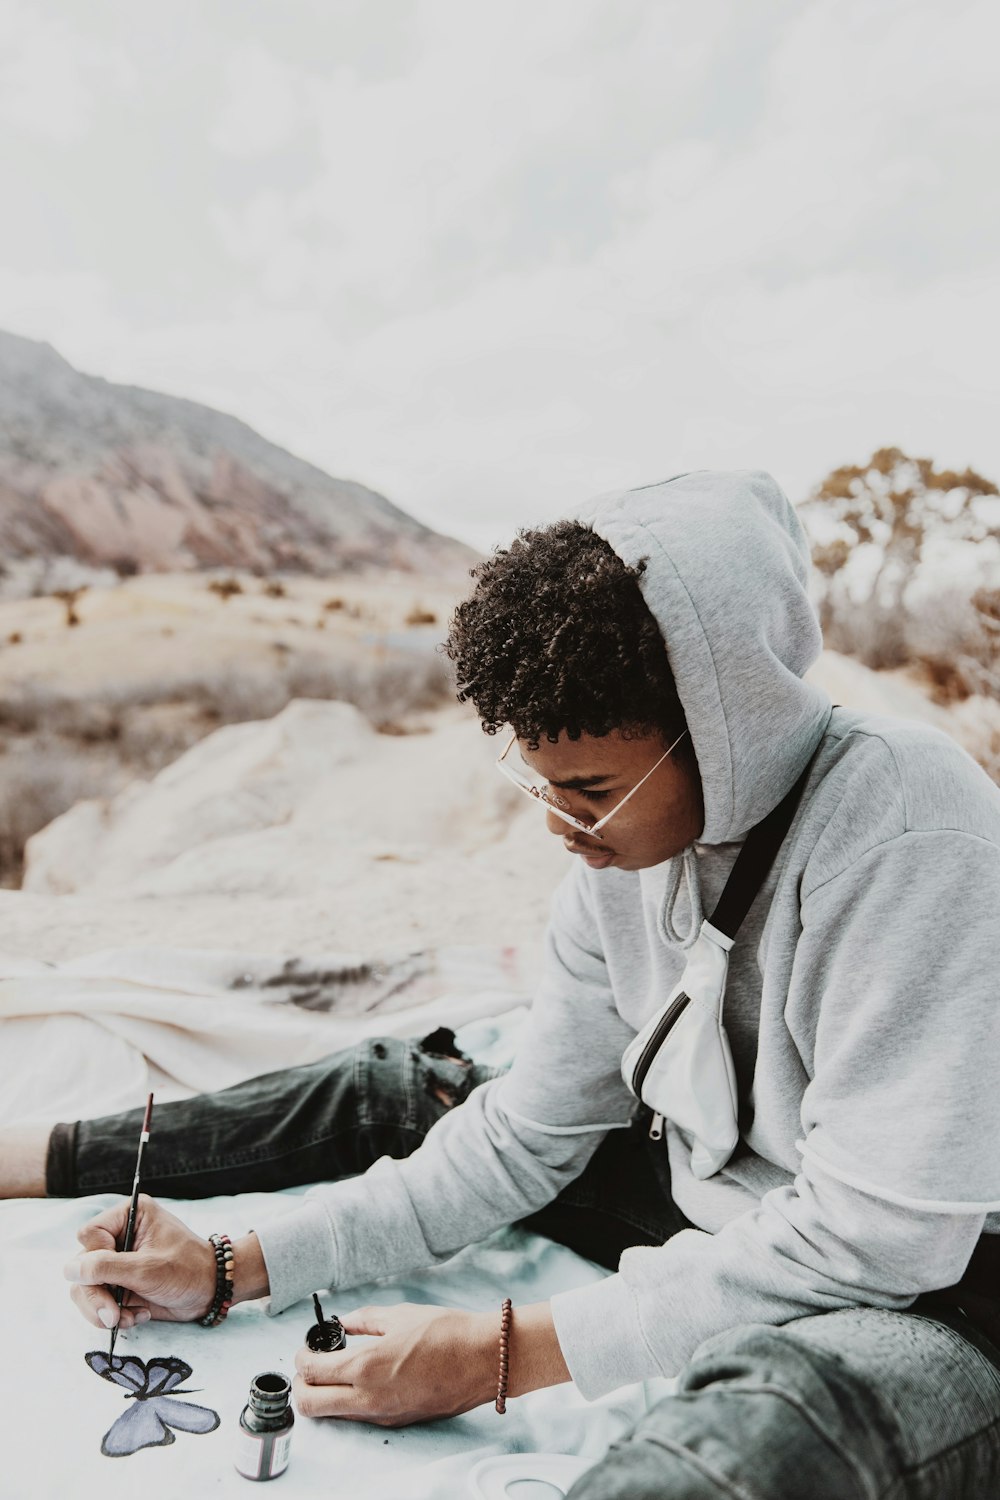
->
xmin=708 ymin=746 xmax=820 ymax=942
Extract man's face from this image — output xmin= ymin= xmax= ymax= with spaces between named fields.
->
xmin=518 ymin=727 xmax=704 ymax=872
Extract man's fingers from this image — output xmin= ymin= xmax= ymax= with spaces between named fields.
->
xmin=70 ymin=1283 xmax=120 ymax=1330
xmin=69 ymin=1282 xmax=154 ymax=1331
xmin=294 ymin=1347 xmax=355 ymax=1383
xmin=340 ymin=1304 xmax=388 ymax=1337
xmin=292 ymin=1373 xmax=372 ymax=1421
xmin=76 ymin=1199 xmax=132 ymax=1251
xmin=64 ymin=1248 xmax=147 ymax=1288
xmin=76 ymin=1223 xmax=118 ymax=1253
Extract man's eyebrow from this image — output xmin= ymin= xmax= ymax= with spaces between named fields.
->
xmin=545 ymin=772 xmax=617 ymax=790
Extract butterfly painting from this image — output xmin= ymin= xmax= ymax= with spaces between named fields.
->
xmin=84 ymin=1352 xmax=220 ymax=1458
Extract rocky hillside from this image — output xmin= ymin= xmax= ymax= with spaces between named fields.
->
xmin=0 ymin=330 xmax=474 ymax=580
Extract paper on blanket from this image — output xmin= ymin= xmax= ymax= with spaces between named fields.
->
xmin=0 ymin=944 xmax=531 ymax=1125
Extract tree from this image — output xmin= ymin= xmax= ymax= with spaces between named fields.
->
xmin=800 ymin=448 xmax=1000 ymax=669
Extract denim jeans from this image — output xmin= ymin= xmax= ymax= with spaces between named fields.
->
xmin=47 ymin=1031 xmax=1000 ymax=1498
xmin=46 ymin=1029 xmax=693 ymax=1269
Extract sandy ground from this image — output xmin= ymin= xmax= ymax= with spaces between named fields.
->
xmin=0 ymin=567 xmax=463 ymax=698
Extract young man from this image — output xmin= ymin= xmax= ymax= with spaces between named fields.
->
xmin=4 ymin=470 xmax=1000 ymax=1497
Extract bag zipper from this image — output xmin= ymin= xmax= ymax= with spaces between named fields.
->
xmin=631 ymin=990 xmax=691 ymax=1099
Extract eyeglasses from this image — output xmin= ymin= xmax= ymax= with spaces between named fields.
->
xmin=495 ymin=729 xmax=688 ymax=841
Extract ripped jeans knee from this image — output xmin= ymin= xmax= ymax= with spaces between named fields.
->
xmin=356 ymin=1030 xmax=496 ymax=1138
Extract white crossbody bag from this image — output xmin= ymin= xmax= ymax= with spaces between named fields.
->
xmin=621 ymin=754 xmax=816 ymax=1180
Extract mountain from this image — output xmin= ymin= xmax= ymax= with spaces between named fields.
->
xmin=0 ymin=330 xmax=475 ymax=578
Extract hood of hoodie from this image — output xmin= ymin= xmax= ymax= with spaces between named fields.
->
xmin=577 ymin=470 xmax=831 ymax=846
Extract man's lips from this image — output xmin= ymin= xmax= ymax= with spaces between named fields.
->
xmin=564 ymin=839 xmax=615 ymax=867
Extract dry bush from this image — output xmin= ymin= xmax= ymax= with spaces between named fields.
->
xmin=185 ymin=650 xmax=454 ymax=728
xmin=53 ymin=587 xmax=86 ymax=627
xmin=323 ymin=597 xmax=364 ymax=619
xmin=261 ymin=581 xmax=286 ymax=598
xmin=907 ymin=586 xmax=1000 ymax=704
xmin=0 ymin=742 xmax=108 ymax=885
xmin=208 ymin=577 xmax=244 ymax=601
xmin=819 ymin=594 xmax=903 ymax=670
xmin=0 ymin=646 xmax=453 ymax=744
xmin=0 ymin=689 xmax=125 ymax=741
xmin=802 ymin=449 xmax=1000 ymax=677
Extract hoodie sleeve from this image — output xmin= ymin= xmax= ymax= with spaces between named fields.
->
xmin=255 ymin=863 xmax=638 ymax=1313
xmin=551 ymin=828 xmax=1000 ymax=1397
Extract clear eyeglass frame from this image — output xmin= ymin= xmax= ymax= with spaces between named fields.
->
xmin=495 ymin=728 xmax=688 ymax=841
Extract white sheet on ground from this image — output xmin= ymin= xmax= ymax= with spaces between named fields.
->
xmin=0 ymin=943 xmax=675 ymax=1498
xmin=1 ymin=1191 xmax=672 ymax=1500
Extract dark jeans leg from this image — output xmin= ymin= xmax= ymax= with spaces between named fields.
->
xmin=46 ymin=1031 xmax=691 ymax=1270
xmin=523 ymin=1114 xmax=694 ymax=1268
xmin=46 ymin=1031 xmax=487 ymax=1199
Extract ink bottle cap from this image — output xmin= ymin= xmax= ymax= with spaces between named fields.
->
xmin=235 ymin=1372 xmax=294 ymax=1482
xmin=306 ymin=1292 xmax=347 ymax=1353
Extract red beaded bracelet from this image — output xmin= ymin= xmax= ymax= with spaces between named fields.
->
xmin=495 ymin=1297 xmax=512 ymax=1414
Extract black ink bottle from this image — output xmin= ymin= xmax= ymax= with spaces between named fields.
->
xmin=306 ymin=1292 xmax=347 ymax=1353
xmin=234 ymin=1372 xmax=294 ymax=1482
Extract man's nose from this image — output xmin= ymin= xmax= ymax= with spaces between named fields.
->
xmin=545 ymin=805 xmax=597 ymax=839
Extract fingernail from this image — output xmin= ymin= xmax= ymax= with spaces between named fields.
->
xmin=63 ymin=1258 xmax=84 ymax=1283
xmin=135 ymin=1310 xmax=151 ymax=1324
xmin=98 ymin=1307 xmax=118 ymax=1329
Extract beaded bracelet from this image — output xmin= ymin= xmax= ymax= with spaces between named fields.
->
xmin=495 ymin=1297 xmax=512 ymax=1414
xmin=198 ymin=1233 xmax=235 ymax=1327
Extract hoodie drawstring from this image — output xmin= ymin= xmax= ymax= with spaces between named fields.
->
xmin=658 ymin=845 xmax=704 ymax=950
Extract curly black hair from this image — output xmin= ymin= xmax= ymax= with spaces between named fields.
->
xmin=443 ymin=520 xmax=688 ymax=749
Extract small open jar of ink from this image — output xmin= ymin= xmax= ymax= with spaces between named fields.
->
xmin=234 ymin=1372 xmax=294 ymax=1482
xmin=306 ymin=1293 xmax=347 ymax=1353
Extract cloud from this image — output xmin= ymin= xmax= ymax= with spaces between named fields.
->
xmin=0 ymin=3 xmax=134 ymax=145
xmin=209 ymin=41 xmax=313 ymax=158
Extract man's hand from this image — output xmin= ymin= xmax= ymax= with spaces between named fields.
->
xmin=293 ymin=1300 xmax=570 ymax=1427
xmin=63 ymin=1194 xmax=267 ymax=1331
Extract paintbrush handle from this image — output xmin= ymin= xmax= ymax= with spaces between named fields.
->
xmin=108 ymin=1095 xmax=153 ymax=1356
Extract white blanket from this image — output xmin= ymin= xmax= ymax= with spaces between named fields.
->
xmin=0 ymin=1190 xmax=671 ymax=1500
xmin=0 ymin=943 xmax=673 ymax=1498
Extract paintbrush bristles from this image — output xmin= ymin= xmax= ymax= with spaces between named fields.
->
xmin=141 ymin=1093 xmax=154 ymax=1135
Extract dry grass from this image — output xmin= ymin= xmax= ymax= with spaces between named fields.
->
xmin=822 ymin=585 xmax=1000 ymax=697
xmin=0 ymin=645 xmax=455 ymax=884
xmin=0 ymin=741 xmax=113 ymax=886
xmin=405 ymin=605 xmax=438 ymax=626
xmin=207 ymin=576 xmax=244 ymax=601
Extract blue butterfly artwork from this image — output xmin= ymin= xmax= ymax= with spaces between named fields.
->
xmin=85 ymin=1352 xmax=221 ymax=1457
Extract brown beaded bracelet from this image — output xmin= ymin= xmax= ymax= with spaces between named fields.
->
xmin=495 ymin=1297 xmax=512 ymax=1414
xmin=198 ymin=1233 xmax=235 ymax=1327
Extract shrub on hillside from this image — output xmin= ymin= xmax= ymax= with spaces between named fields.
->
xmin=0 ymin=744 xmax=108 ymax=885
xmin=799 ymin=449 xmax=1000 ymax=685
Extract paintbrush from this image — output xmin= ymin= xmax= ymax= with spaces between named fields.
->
xmin=108 ymin=1092 xmax=154 ymax=1359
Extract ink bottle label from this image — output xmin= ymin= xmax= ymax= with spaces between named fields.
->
xmin=234 ymin=1425 xmax=292 ymax=1480
xmin=235 ymin=1372 xmax=294 ymax=1482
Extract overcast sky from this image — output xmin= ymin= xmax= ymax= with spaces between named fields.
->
xmin=1 ymin=0 xmax=998 ymax=551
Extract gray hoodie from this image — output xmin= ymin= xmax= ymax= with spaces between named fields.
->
xmin=256 ymin=470 xmax=1000 ymax=1399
